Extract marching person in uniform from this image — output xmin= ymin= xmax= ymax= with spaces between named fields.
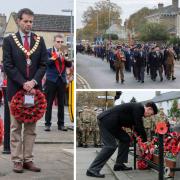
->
xmin=165 ymin=47 xmax=176 ymax=81
xmin=44 ymin=34 xmax=72 ymax=131
xmin=114 ymin=45 xmax=126 ymax=84
xmin=86 ymin=102 xmax=158 ymax=178
xmin=3 ymin=8 xmax=47 ymax=173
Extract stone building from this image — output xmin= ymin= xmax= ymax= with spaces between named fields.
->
xmin=145 ymin=0 xmax=180 ymax=36
xmin=142 ymin=91 xmax=180 ymax=117
xmin=106 ymin=24 xmax=128 ymax=40
xmin=0 ymin=12 xmax=74 ymax=62
xmin=0 ymin=14 xmax=6 ymax=58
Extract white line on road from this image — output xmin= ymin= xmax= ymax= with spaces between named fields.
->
xmin=63 ymin=149 xmax=74 ymax=154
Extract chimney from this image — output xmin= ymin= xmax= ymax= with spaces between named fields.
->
xmin=172 ymin=0 xmax=179 ymax=8
xmin=158 ymin=3 xmax=164 ymax=9
xmin=156 ymin=91 xmax=161 ymax=96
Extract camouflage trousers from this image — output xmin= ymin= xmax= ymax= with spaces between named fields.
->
xmin=76 ymin=127 xmax=83 ymax=146
xmin=81 ymin=123 xmax=91 ymax=146
xmin=91 ymin=128 xmax=101 ymax=146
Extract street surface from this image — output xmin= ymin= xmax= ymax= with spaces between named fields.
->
xmin=76 ymin=148 xmax=180 ymax=180
xmin=0 ymin=105 xmax=74 ymax=180
xmin=77 ymin=53 xmax=180 ymax=89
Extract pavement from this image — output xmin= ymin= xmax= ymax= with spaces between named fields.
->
xmin=0 ymin=105 xmax=74 ymax=179
xmin=76 ymin=148 xmax=180 ymax=180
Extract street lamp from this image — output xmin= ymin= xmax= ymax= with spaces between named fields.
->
xmin=62 ymin=9 xmax=73 ymax=59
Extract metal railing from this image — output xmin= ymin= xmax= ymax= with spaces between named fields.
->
xmin=131 ymin=134 xmax=180 ymax=180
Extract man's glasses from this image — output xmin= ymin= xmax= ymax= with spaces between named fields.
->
xmin=23 ymin=20 xmax=33 ymax=24
xmin=56 ymin=41 xmax=64 ymax=43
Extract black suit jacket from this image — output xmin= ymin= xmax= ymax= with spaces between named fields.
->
xmin=97 ymin=103 xmax=147 ymax=142
xmin=3 ymin=31 xmax=48 ymax=101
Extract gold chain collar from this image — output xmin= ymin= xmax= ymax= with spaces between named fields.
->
xmin=12 ymin=33 xmax=41 ymax=56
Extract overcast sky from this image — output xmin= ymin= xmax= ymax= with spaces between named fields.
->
xmin=0 ymin=0 xmax=74 ymax=19
xmin=76 ymin=0 xmax=179 ymax=28
xmin=119 ymin=90 xmax=171 ymax=103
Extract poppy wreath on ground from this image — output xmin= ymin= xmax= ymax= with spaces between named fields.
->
xmin=0 ymin=116 xmax=3 ymax=145
xmin=10 ymin=89 xmax=47 ymax=123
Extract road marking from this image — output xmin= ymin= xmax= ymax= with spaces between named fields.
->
xmin=63 ymin=149 xmax=74 ymax=154
xmin=77 ymin=73 xmax=91 ymax=89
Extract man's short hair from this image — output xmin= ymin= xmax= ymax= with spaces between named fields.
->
xmin=145 ymin=102 xmax=158 ymax=115
xmin=17 ymin=8 xmax=34 ymax=20
xmin=54 ymin=34 xmax=63 ymax=41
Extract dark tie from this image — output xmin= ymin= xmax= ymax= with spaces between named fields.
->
xmin=24 ymin=35 xmax=30 ymax=51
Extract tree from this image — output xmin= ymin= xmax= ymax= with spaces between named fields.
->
xmin=80 ymin=0 xmax=122 ymax=40
xmin=139 ymin=22 xmax=169 ymax=42
xmin=102 ymin=33 xmax=118 ymax=40
xmin=168 ymin=37 xmax=180 ymax=46
xmin=169 ymin=99 xmax=180 ymax=119
xmin=127 ymin=7 xmax=157 ymax=32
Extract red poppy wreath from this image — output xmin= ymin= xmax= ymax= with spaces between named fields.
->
xmin=10 ymin=89 xmax=47 ymax=123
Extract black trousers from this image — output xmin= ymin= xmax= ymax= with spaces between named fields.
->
xmin=45 ymin=78 xmax=66 ymax=127
xmin=88 ymin=121 xmax=130 ymax=173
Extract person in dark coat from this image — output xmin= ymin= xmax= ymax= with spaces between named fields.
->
xmin=44 ymin=34 xmax=72 ymax=131
xmin=3 ymin=8 xmax=47 ymax=173
xmin=149 ymin=46 xmax=164 ymax=82
xmin=86 ymin=102 xmax=158 ymax=178
xmin=136 ymin=47 xmax=146 ymax=83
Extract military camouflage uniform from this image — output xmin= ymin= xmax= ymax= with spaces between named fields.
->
xmin=76 ymin=110 xmax=83 ymax=147
xmin=81 ymin=108 xmax=93 ymax=147
xmin=91 ymin=109 xmax=101 ymax=147
xmin=144 ymin=108 xmax=169 ymax=139
xmin=143 ymin=116 xmax=155 ymax=139
xmin=154 ymin=108 xmax=169 ymax=131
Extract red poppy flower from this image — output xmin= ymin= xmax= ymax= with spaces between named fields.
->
xmin=51 ymin=52 xmax=58 ymax=60
xmin=155 ymin=121 xmax=168 ymax=134
xmin=137 ymin=160 xmax=148 ymax=170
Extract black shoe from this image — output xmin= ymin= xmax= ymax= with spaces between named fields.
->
xmin=44 ymin=126 xmax=51 ymax=131
xmin=121 ymin=79 xmax=124 ymax=84
xmin=86 ymin=170 xmax=105 ymax=178
xmin=172 ymin=76 xmax=176 ymax=80
xmin=141 ymin=81 xmax=144 ymax=83
xmin=113 ymin=164 xmax=133 ymax=171
xmin=58 ymin=126 xmax=68 ymax=131
xmin=160 ymin=77 xmax=163 ymax=82
xmin=77 ymin=143 xmax=83 ymax=147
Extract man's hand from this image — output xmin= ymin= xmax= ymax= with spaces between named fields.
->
xmin=29 ymin=88 xmax=36 ymax=95
xmin=23 ymin=80 xmax=36 ymax=92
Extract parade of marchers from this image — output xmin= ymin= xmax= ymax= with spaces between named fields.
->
xmin=77 ymin=42 xmax=180 ymax=84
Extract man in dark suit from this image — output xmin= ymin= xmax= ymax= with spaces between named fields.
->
xmin=44 ymin=34 xmax=72 ymax=131
xmin=86 ymin=102 xmax=158 ymax=178
xmin=135 ymin=46 xmax=146 ymax=83
xmin=3 ymin=8 xmax=47 ymax=173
